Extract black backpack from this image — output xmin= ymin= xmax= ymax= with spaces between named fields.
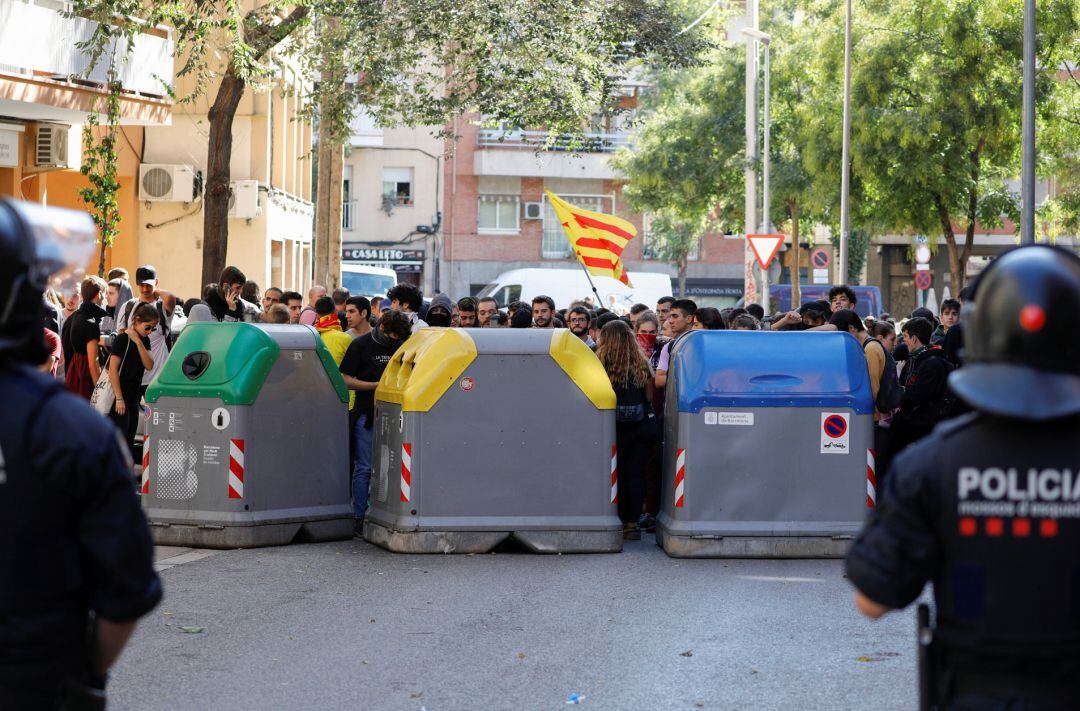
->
xmin=863 ymin=337 xmax=902 ymax=413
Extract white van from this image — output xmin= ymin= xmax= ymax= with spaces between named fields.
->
xmin=476 ymin=268 xmax=674 ymax=311
xmin=340 ymin=264 xmax=398 ymax=299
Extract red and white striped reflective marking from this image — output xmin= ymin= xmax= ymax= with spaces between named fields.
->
xmin=228 ymin=439 xmax=245 ymax=499
xmin=866 ymin=448 xmax=877 ymax=508
xmin=610 ymin=445 xmax=618 ymax=504
xmin=674 ymin=448 xmax=686 ymax=508
xmin=400 ymin=442 xmax=412 ymax=503
xmin=140 ymin=434 xmax=150 ymax=495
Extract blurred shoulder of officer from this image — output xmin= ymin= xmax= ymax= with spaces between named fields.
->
xmin=0 ymin=200 xmax=162 ymax=710
xmin=845 ymin=244 xmax=1080 ymax=710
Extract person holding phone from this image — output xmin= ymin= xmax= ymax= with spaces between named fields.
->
xmin=107 ymin=304 xmax=157 ymax=458
xmin=187 ymin=266 xmax=247 ymax=323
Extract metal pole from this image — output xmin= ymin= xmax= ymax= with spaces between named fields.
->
xmin=1021 ymin=0 xmax=1036 ymax=244
xmin=839 ymin=0 xmax=852 ymax=284
xmin=761 ymin=42 xmax=771 ymax=315
xmin=744 ymin=0 xmax=759 ymax=305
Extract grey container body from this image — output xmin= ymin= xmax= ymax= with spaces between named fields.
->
xmin=656 ymin=405 xmax=872 ymax=559
xmin=143 ymin=329 xmax=352 ymax=548
xmin=364 ymin=332 xmax=622 ymax=554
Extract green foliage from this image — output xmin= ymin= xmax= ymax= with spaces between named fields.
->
xmin=79 ymin=72 xmax=122 ymax=279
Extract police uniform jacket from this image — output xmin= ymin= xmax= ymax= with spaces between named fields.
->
xmin=0 ymin=364 xmax=162 ymax=704
xmin=847 ymin=412 xmax=1080 ymax=678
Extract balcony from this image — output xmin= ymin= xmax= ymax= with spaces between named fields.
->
xmin=0 ymin=0 xmax=174 ymax=123
xmin=477 ymin=129 xmax=631 ymax=153
xmin=342 ymin=199 xmax=356 ymax=231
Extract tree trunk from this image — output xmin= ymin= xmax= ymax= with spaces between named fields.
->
xmin=956 ymin=143 xmax=983 ymax=293
xmin=934 ymin=194 xmax=960 ymax=301
xmin=789 ymin=199 xmax=801 ymax=306
xmin=201 ymin=71 xmax=247 ymax=286
xmin=97 ymin=233 xmax=107 ymax=278
xmin=677 ymin=252 xmax=688 ymax=297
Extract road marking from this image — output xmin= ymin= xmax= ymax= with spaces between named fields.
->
xmin=154 ymin=547 xmax=219 ymax=572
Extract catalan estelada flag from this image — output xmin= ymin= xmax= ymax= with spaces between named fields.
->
xmin=546 ymin=190 xmax=636 ymax=287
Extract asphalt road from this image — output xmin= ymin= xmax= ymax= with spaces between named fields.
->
xmin=112 ymin=536 xmax=917 ymax=710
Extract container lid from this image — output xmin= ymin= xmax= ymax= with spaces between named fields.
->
xmin=671 ymin=330 xmax=874 ymax=414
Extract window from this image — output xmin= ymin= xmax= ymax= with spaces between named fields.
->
xmin=478 ymin=195 xmax=520 ymax=233
xmin=542 ymin=195 xmax=604 ymax=259
xmin=381 ymin=167 xmax=413 ymax=206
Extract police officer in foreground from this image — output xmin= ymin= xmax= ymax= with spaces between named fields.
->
xmin=0 ymin=199 xmax=162 ymax=709
xmin=846 ymin=244 xmax=1080 ymax=710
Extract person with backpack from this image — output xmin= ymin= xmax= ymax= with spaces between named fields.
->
xmin=595 ymin=319 xmax=659 ymax=541
xmin=829 ymin=309 xmax=903 ymax=481
xmin=891 ymin=316 xmax=953 ymax=455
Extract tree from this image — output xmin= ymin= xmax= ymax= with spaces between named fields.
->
xmin=77 ymin=0 xmax=706 ymax=286
xmin=79 ymin=70 xmax=123 ymax=279
xmin=814 ymin=0 xmax=1078 ymax=291
xmin=613 ymin=0 xmax=822 ymax=296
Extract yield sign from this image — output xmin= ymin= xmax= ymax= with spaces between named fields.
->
xmin=747 ymin=234 xmax=784 ymax=269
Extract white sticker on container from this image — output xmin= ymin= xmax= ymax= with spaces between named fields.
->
xmin=704 ymin=411 xmax=718 ymax=425
xmin=717 ymin=412 xmax=754 ymax=426
xmin=820 ymin=412 xmax=850 ymax=454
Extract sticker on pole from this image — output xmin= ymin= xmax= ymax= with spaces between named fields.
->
xmin=820 ymin=412 xmax=850 ymax=454
xmin=460 ymin=376 xmax=475 ymax=392
xmin=914 ymin=271 xmax=932 ymax=291
xmin=747 ymin=234 xmax=784 ymax=269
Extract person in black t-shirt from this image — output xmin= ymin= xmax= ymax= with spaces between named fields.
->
xmin=339 ymin=310 xmax=412 ymax=531
xmin=107 ymin=303 xmax=157 ymax=458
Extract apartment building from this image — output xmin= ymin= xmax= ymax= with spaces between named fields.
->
xmin=137 ymin=61 xmax=313 ymax=300
xmin=0 ymin=0 xmax=173 ymax=275
xmin=340 ymin=112 xmax=442 ymax=291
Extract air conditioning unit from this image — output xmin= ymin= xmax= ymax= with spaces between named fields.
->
xmin=35 ymin=124 xmax=70 ymax=168
xmin=228 ymin=180 xmax=260 ymax=219
xmin=139 ymin=164 xmax=196 ymax=202
xmin=524 ymin=201 xmax=543 ymax=220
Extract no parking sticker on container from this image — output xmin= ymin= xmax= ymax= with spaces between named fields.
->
xmin=820 ymin=413 xmax=850 ymax=454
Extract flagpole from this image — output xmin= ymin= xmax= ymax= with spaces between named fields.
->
xmin=573 ymin=253 xmax=604 ymax=307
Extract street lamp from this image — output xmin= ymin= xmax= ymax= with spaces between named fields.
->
xmin=839 ymin=0 xmax=852 ymax=284
xmin=741 ymin=27 xmax=772 ymax=314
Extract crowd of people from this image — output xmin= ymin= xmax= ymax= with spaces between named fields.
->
xmin=43 ymin=263 xmax=969 ymax=539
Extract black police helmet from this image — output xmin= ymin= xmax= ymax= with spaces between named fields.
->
xmin=950 ymin=244 xmax=1080 ymax=420
xmin=0 ymin=199 xmax=95 ymax=364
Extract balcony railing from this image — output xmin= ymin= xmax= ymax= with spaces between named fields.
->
xmin=477 ymin=128 xmax=631 ymax=153
xmin=0 ymin=0 xmax=174 ymax=97
xmin=342 ymin=199 xmax=356 ymax=231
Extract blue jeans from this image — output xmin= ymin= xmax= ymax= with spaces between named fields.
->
xmin=352 ymin=414 xmax=374 ymax=521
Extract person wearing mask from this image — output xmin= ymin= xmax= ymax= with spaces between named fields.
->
xmin=107 ymin=303 xmax=157 ymax=459
xmin=426 ymin=295 xmax=453 ymax=327
xmin=0 ymin=198 xmax=161 ymax=709
xmin=567 ymin=306 xmax=594 ymax=348
xmin=262 ymin=287 xmax=283 ymax=315
xmin=531 ymin=295 xmax=556 ymax=328
xmin=846 ymin=245 xmax=1080 ymax=709
xmin=299 ymin=285 xmax=327 ymax=326
xmin=339 ymin=310 xmax=412 ymax=532
xmin=477 ymin=297 xmax=499 ymax=328
xmin=456 ymin=297 xmax=478 ymax=327
xmin=344 ymin=296 xmax=372 ymax=338
xmin=596 ymin=320 xmax=658 ymax=541
xmin=634 ymin=311 xmax=659 ymax=360
xmin=387 ymin=283 xmax=428 ymax=329
xmin=188 ymin=266 xmax=247 ymax=323
xmin=282 ymin=291 xmax=303 ymax=324
xmin=115 ymin=265 xmax=172 ymax=391
xmin=63 ymin=276 xmax=107 ymax=399
xmin=653 ymin=299 xmax=697 ymax=389
xmin=891 ymin=316 xmax=952 ymax=454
